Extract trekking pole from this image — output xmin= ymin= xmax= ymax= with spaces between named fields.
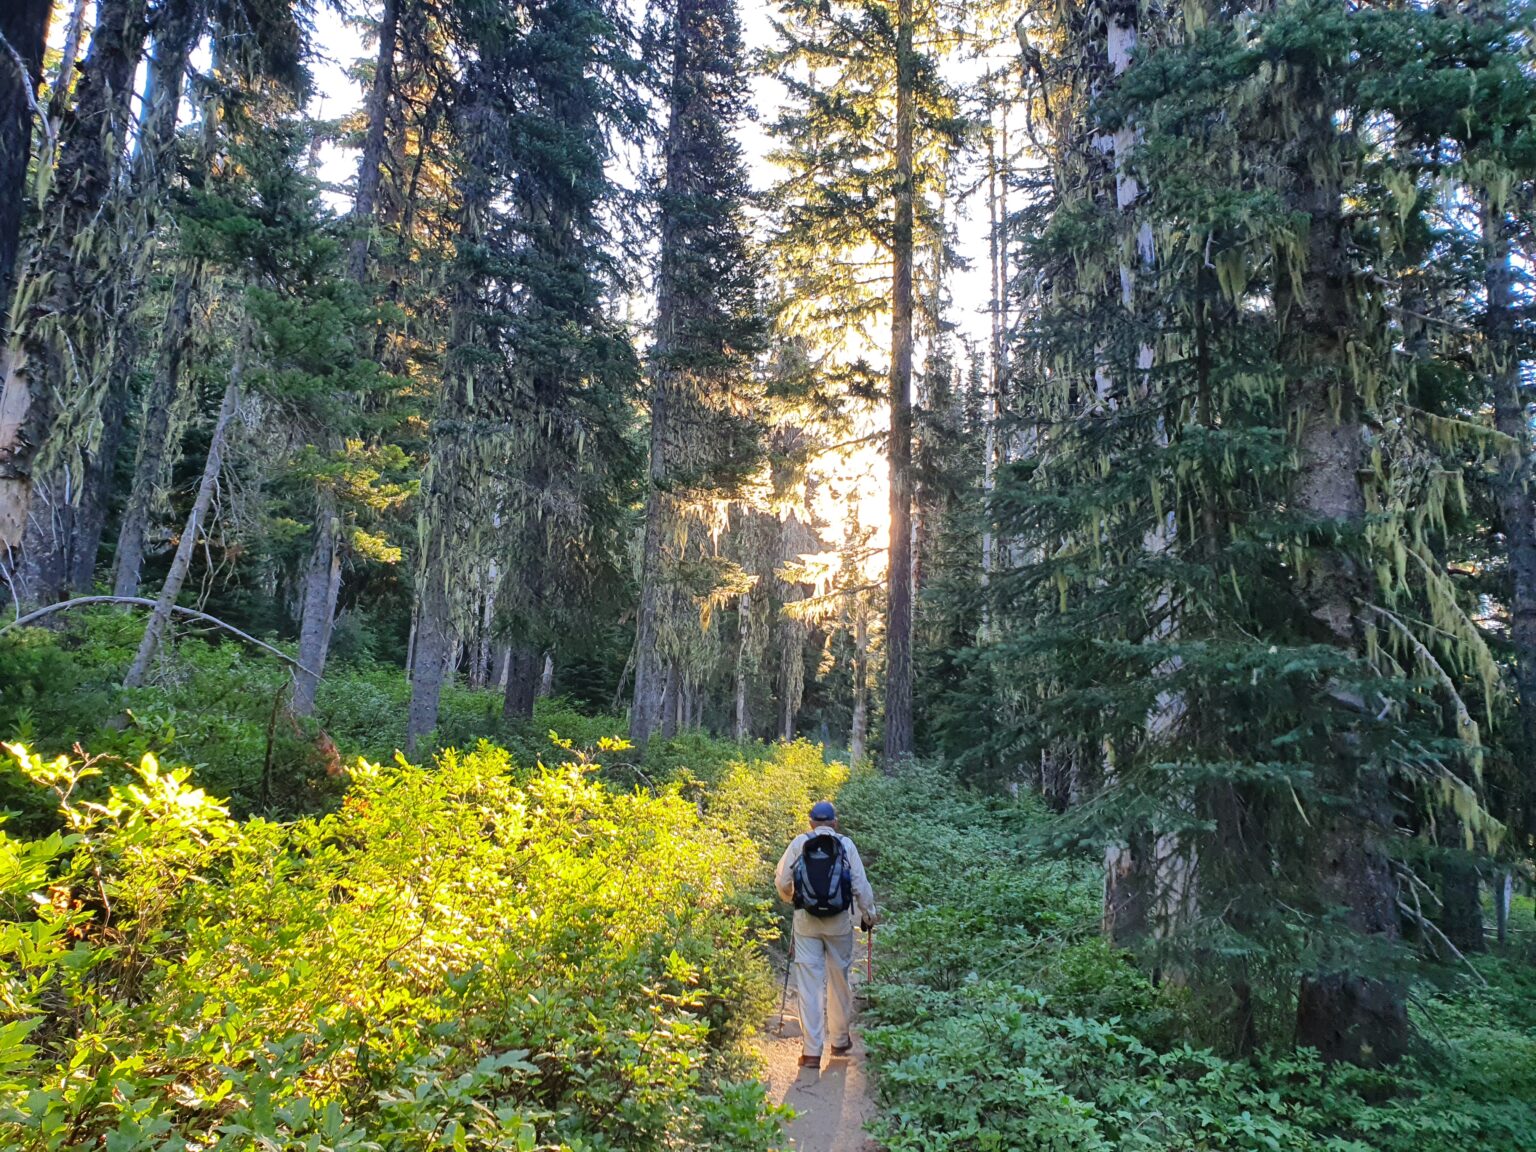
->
xmin=777 ymin=926 xmax=794 ymax=1036
xmin=866 ymin=926 xmax=874 ymax=983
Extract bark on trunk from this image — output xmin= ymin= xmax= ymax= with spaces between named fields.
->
xmin=32 ymin=0 xmax=86 ymax=202
xmin=850 ymin=611 xmax=868 ymax=767
xmin=1482 ymin=201 xmax=1536 ymax=812
xmin=66 ymin=377 xmax=128 ymax=591
xmin=539 ymin=650 xmax=554 ymax=697
xmin=113 ymin=261 xmax=199 ymax=596
xmin=981 ymin=96 xmax=1002 ymax=628
xmin=1295 ymin=973 xmax=1407 ymax=1066
xmin=291 ymin=486 xmax=340 ymax=716
xmin=124 ymin=372 xmax=239 ymax=687
xmin=0 ymin=0 xmax=50 ymax=324
xmin=348 ymin=0 xmax=399 ymax=285
xmin=502 ymin=643 xmax=539 ymax=722
xmin=779 ymin=607 xmax=805 ymax=742
xmin=631 ymin=478 xmax=669 ymax=745
xmin=1495 ymin=871 xmax=1512 ymax=946
xmin=882 ymin=0 xmax=916 ymax=767
xmin=406 ymin=583 xmax=450 ymax=753
xmin=72 ymin=0 xmax=203 ymax=595
xmin=1437 ymin=849 xmax=1485 ymax=957
xmin=405 ymin=79 xmax=489 ymax=745
xmin=660 ymin=662 xmax=679 ymax=740
xmin=734 ymin=588 xmax=751 ymax=741
xmin=1104 ymin=835 xmax=1150 ymax=945
xmin=0 ymin=0 xmax=150 ymax=566
xmin=12 ymin=471 xmax=72 ymax=604
xmin=1285 ymin=86 xmax=1407 ymax=1063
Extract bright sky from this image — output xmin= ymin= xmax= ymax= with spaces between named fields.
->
xmin=48 ymin=0 xmax=999 ymax=566
xmin=303 ymin=1 xmax=997 ymax=344
xmin=299 ymin=1 xmax=1003 ymax=565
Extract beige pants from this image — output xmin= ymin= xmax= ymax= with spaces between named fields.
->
xmin=794 ymin=930 xmax=853 ymax=1057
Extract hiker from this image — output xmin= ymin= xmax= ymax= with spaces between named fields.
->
xmin=775 ymin=800 xmax=877 ymax=1069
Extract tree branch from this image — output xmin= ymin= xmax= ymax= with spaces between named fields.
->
xmin=0 ymin=596 xmax=320 ymax=680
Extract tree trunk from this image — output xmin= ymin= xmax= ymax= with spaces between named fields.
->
xmin=66 ymin=377 xmax=128 ymax=591
xmin=631 ymin=477 xmax=669 ymax=745
xmin=539 ymin=650 xmax=554 ymax=697
xmin=0 ymin=0 xmax=150 ymax=571
xmin=734 ymin=588 xmax=751 ymax=741
xmin=779 ymin=609 xmax=805 ymax=742
xmin=882 ymin=0 xmax=915 ymax=767
xmin=0 ymin=0 xmax=50 ymax=325
xmin=407 ymin=79 xmax=490 ymax=744
xmin=1285 ymin=78 xmax=1407 ymax=1063
xmin=1482 ymin=200 xmax=1536 ymax=817
xmin=295 ymin=0 xmax=399 ymax=705
xmin=406 ymin=582 xmax=451 ymax=753
xmin=124 ymin=373 xmax=239 ymax=687
xmin=1104 ymin=834 xmax=1150 ymax=944
xmin=348 ymin=0 xmax=399 ymax=285
xmin=981 ymin=93 xmax=1002 ymax=631
xmin=1295 ymin=972 xmax=1407 ymax=1066
xmin=659 ymin=662 xmax=679 ymax=739
xmin=32 ymin=0 xmax=86 ymax=202
xmin=1495 ymin=871 xmax=1512 ymax=946
xmin=502 ymin=643 xmax=539 ymax=722
xmin=850 ymin=611 xmax=868 ymax=767
xmin=291 ymin=487 xmax=340 ymax=716
xmin=68 ymin=0 xmax=203 ymax=595
xmin=1438 ymin=846 xmax=1485 ymax=957
xmin=113 ymin=262 xmax=200 ymax=596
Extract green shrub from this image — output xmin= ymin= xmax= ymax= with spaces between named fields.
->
xmin=848 ymin=765 xmax=1536 ymax=1152
xmin=708 ymin=740 xmax=852 ymax=872
xmin=0 ymin=740 xmax=784 ymax=1151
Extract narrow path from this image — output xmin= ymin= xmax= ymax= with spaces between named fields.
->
xmin=757 ymin=929 xmax=877 ymax=1152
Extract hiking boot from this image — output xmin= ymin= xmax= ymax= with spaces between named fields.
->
xmin=798 ymin=1053 xmax=821 ymax=1068
xmin=831 ymin=1040 xmax=853 ymax=1057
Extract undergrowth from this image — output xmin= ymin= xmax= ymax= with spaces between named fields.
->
xmin=0 ymin=622 xmax=868 ymax=1150
xmin=841 ymin=768 xmax=1536 ymax=1152
xmin=0 ymin=736 xmax=809 ymax=1150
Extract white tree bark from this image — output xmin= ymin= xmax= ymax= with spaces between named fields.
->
xmin=124 ymin=370 xmax=241 ymax=687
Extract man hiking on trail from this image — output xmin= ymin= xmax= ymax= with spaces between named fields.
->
xmin=775 ymin=800 xmax=877 ymax=1069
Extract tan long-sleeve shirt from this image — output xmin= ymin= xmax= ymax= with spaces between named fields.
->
xmin=774 ymin=825 xmax=876 ymax=938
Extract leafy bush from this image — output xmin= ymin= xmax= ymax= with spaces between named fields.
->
xmin=0 ymin=740 xmax=785 ymax=1151
xmin=0 ymin=616 xmax=626 ymax=822
xmin=708 ymin=740 xmax=852 ymax=872
xmin=843 ymin=766 xmax=1536 ymax=1152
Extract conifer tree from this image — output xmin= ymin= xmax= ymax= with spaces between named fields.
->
xmin=290 ymin=0 xmax=406 ymax=716
xmin=985 ymin=0 xmax=1535 ymax=1059
xmin=0 ymin=0 xmax=50 ymax=321
xmin=765 ymin=0 xmax=960 ymax=764
xmin=408 ymin=0 xmax=642 ymax=747
xmin=630 ymin=0 xmax=763 ymax=747
xmin=0 ymin=0 xmax=151 ymax=599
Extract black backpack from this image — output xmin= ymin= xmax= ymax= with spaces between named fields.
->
xmin=792 ymin=832 xmax=852 ymax=917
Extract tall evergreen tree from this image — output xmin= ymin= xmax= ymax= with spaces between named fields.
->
xmin=0 ymin=0 xmax=151 ymax=599
xmin=983 ymin=0 xmax=1534 ymax=1059
xmin=408 ymin=0 xmax=642 ymax=747
xmin=765 ymin=0 xmax=960 ymax=764
xmin=0 ymin=0 xmax=50 ymax=323
xmin=630 ymin=0 xmax=763 ymax=747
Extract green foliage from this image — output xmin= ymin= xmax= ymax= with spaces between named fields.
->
xmin=847 ymin=766 xmax=1536 ymax=1152
xmin=0 ymin=615 xmax=634 ymax=822
xmin=0 ymin=738 xmax=788 ymax=1151
xmin=706 ymin=739 xmax=852 ymax=872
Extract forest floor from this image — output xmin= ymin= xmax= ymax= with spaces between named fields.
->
xmin=758 ymin=934 xmax=878 ymax=1152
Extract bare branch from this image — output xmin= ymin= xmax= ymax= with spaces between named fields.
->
xmin=0 ymin=595 xmax=320 ymax=680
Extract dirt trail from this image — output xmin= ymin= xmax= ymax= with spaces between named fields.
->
xmin=757 ymin=930 xmax=877 ymax=1152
